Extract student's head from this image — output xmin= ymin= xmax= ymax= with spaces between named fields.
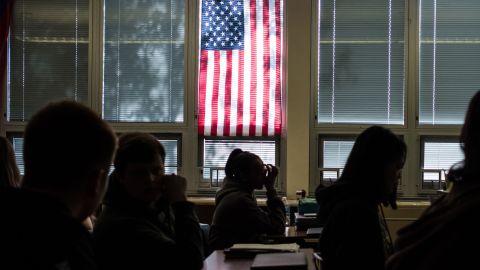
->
xmin=22 ymin=101 xmax=116 ymax=220
xmin=114 ymin=133 xmax=166 ymax=203
xmin=0 ymin=136 xmax=21 ymax=188
xmin=340 ymin=126 xmax=406 ymax=208
xmin=460 ymin=90 xmax=480 ymax=175
xmin=225 ymin=148 xmax=266 ymax=190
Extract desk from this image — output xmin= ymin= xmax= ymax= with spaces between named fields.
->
xmin=264 ymin=226 xmax=319 ymax=249
xmin=202 ymin=249 xmax=318 ymax=270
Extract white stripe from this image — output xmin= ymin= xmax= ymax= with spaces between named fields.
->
xmin=255 ymin=0 xmax=264 ymax=136
xmin=268 ymin=0 xmax=276 ymax=136
xmin=279 ymin=0 xmax=284 ymax=133
xmin=204 ymin=51 xmax=215 ymax=136
xmin=243 ymin=0 xmax=251 ymax=136
xmin=217 ymin=51 xmax=227 ymax=135
xmin=230 ymin=50 xmax=239 ymax=135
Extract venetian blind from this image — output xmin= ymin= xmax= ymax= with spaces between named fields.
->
xmin=103 ymin=0 xmax=185 ymax=122
xmin=419 ymin=0 xmax=480 ymax=124
xmin=202 ymin=139 xmax=276 ymax=182
xmin=317 ymin=0 xmax=405 ymax=124
xmin=8 ymin=0 xmax=88 ymax=121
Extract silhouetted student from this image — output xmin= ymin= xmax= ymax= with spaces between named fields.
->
xmin=93 ymin=133 xmax=204 ymax=270
xmin=386 ymin=91 xmax=480 ymax=270
xmin=0 ymin=136 xmax=21 ymax=188
xmin=316 ymin=126 xmax=406 ymax=270
xmin=209 ymin=148 xmax=286 ymax=250
xmin=0 ymin=101 xmax=116 ymax=270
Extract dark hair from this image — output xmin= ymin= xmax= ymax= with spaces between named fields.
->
xmin=340 ymin=126 xmax=406 ymax=194
xmin=22 ymin=101 xmax=116 ymax=190
xmin=225 ymin=148 xmax=260 ymax=183
xmin=449 ymin=90 xmax=480 ymax=181
xmin=0 ymin=136 xmax=21 ymax=188
xmin=114 ymin=133 xmax=166 ymax=173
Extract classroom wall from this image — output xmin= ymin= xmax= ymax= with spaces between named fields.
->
xmin=285 ymin=0 xmax=312 ymax=198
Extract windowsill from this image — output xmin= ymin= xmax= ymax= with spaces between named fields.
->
xmin=188 ymin=197 xmax=298 ymax=206
xmin=188 ymin=197 xmax=430 ymax=207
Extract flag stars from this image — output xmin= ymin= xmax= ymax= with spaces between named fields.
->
xmin=201 ymin=0 xmax=244 ymax=50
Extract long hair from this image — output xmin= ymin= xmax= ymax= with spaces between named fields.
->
xmin=339 ymin=126 xmax=406 ymax=198
xmin=448 ymin=90 xmax=480 ymax=181
xmin=0 ymin=136 xmax=21 ymax=188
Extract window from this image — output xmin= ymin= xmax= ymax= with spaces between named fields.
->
xmin=8 ymin=135 xmax=24 ymax=175
xmin=7 ymin=0 xmax=89 ymax=121
xmin=200 ymin=138 xmax=277 ymax=189
xmin=196 ymin=0 xmax=285 ymax=192
xmin=421 ymin=138 xmax=463 ymax=190
xmin=318 ymin=137 xmax=354 ymax=184
xmin=313 ymin=0 xmax=475 ymax=196
xmin=9 ymin=135 xmax=180 ymax=176
xmin=317 ymin=0 xmax=405 ymax=124
xmin=157 ymin=136 xmax=181 ymax=174
xmin=419 ymin=0 xmax=480 ymax=124
xmin=103 ymin=0 xmax=185 ymax=122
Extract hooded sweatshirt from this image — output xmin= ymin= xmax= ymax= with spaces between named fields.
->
xmin=93 ymin=173 xmax=204 ymax=270
xmin=316 ymin=181 xmax=390 ymax=270
xmin=208 ymin=178 xmax=286 ymax=250
xmin=386 ymin=180 xmax=480 ymax=270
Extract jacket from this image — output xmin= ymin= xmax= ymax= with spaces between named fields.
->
xmin=386 ymin=180 xmax=480 ymax=270
xmin=208 ymin=178 xmax=285 ymax=250
xmin=93 ymin=174 xmax=204 ymax=270
xmin=0 ymin=187 xmax=96 ymax=270
xmin=316 ymin=182 xmax=390 ymax=270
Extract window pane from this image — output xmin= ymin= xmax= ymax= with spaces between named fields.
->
xmin=419 ymin=0 xmax=480 ymax=124
xmin=10 ymin=137 xmax=179 ymax=176
xmin=202 ymin=139 xmax=276 ymax=187
xmin=103 ymin=0 xmax=185 ymax=122
xmin=160 ymin=139 xmax=179 ymax=174
xmin=11 ymin=137 xmax=24 ymax=176
xmin=317 ymin=0 xmax=405 ymax=124
xmin=8 ymin=0 xmax=89 ymax=121
xmin=321 ymin=139 xmax=354 ymax=182
xmin=422 ymin=140 xmax=463 ymax=189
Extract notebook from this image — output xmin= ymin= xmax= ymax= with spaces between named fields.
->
xmin=306 ymin=227 xmax=323 ymax=236
xmin=229 ymin=243 xmax=300 ymax=252
xmin=250 ymin=252 xmax=308 ymax=269
xmin=224 ymin=243 xmax=300 ymax=259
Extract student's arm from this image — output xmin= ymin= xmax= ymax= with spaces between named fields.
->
xmin=239 ymin=190 xmax=286 ymax=235
xmin=170 ymin=201 xmax=204 ymax=269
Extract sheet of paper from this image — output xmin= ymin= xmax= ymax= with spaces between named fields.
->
xmin=229 ymin=243 xmax=300 ymax=252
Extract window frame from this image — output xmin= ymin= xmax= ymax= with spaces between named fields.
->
xmin=197 ymin=135 xmax=284 ymax=196
xmin=311 ymin=0 xmax=465 ymax=198
xmin=2 ymin=0 xmax=286 ymax=196
xmin=420 ymin=135 xmax=462 ymax=192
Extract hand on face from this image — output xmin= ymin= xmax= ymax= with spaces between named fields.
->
xmin=264 ymin=164 xmax=278 ymax=191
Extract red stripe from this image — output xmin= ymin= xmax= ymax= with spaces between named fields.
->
xmin=210 ymin=51 xmax=220 ymax=136
xmin=198 ymin=50 xmax=209 ymax=136
xmin=274 ymin=0 xmax=282 ymax=135
xmin=249 ymin=0 xmax=257 ymax=136
xmin=0 ymin=0 xmax=14 ymax=131
xmin=223 ymin=51 xmax=233 ymax=136
xmin=236 ymin=50 xmax=245 ymax=136
xmin=262 ymin=0 xmax=270 ymax=136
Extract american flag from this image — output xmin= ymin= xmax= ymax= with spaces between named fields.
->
xmin=198 ymin=0 xmax=283 ymax=136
